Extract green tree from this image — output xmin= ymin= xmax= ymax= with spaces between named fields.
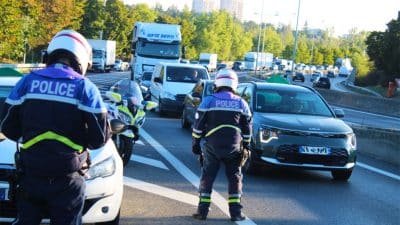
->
xmin=79 ymin=0 xmax=106 ymax=39
xmin=0 ymin=0 xmax=24 ymax=62
xmin=129 ymin=3 xmax=157 ymax=23
xmin=179 ymin=7 xmax=197 ymax=60
xmin=261 ymin=26 xmax=283 ymax=57
xmin=366 ymin=11 xmax=400 ymax=84
xmin=103 ymin=0 xmax=133 ymax=59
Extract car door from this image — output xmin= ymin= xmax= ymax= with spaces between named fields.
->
xmin=186 ymin=81 xmax=204 ymax=124
xmin=149 ymin=65 xmax=164 ymax=103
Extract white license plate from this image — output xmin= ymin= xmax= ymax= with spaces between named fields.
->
xmin=0 ymin=182 xmax=10 ymax=201
xmin=299 ymin=146 xmax=331 ymax=155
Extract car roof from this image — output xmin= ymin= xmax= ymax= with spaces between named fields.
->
xmin=244 ymin=82 xmax=315 ymax=93
xmin=158 ymin=62 xmax=207 ymax=70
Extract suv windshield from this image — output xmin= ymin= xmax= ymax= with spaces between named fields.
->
xmin=255 ymin=89 xmax=333 ymax=116
xmin=166 ymin=67 xmax=208 ymax=83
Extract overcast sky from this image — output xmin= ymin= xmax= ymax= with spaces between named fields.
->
xmin=123 ymin=0 xmax=400 ymax=36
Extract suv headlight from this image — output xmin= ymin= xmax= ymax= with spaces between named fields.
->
xmin=259 ymin=127 xmax=279 ymax=143
xmin=85 ymin=156 xmax=116 ymax=180
xmin=161 ymin=91 xmax=176 ymax=100
xmin=347 ymin=133 xmax=357 ymax=149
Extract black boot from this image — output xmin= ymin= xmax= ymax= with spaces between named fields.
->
xmin=230 ymin=213 xmax=246 ymax=221
xmin=192 ymin=205 xmax=209 ymax=220
xmin=192 ymin=213 xmax=207 ymax=220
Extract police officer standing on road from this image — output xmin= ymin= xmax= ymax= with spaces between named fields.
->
xmin=191 ymin=69 xmax=252 ymax=221
xmin=0 ymin=30 xmax=111 ymax=225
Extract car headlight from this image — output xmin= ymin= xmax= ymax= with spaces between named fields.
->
xmin=85 ymin=156 xmax=116 ymax=180
xmin=161 ymin=91 xmax=176 ymax=100
xmin=259 ymin=127 xmax=279 ymax=143
xmin=347 ymin=133 xmax=357 ymax=149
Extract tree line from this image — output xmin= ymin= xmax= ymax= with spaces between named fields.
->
xmin=0 ymin=0 xmax=398 ymax=86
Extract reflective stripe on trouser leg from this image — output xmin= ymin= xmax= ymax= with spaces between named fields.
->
xmin=199 ymin=192 xmax=211 ymax=204
xmin=197 ymin=192 xmax=211 ymax=216
xmin=228 ymin=194 xmax=243 ymax=217
xmin=228 ymin=194 xmax=241 ymax=203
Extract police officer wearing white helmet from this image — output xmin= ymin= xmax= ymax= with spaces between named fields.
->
xmin=0 ymin=30 xmax=111 ymax=225
xmin=192 ymin=69 xmax=252 ymax=221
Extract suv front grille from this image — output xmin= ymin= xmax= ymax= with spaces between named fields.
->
xmin=276 ymin=144 xmax=349 ymax=166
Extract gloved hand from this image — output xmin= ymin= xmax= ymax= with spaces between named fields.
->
xmin=192 ymin=143 xmax=202 ymax=155
xmin=242 ymin=142 xmax=250 ymax=151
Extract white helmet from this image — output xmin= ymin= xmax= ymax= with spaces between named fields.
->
xmin=215 ymin=69 xmax=238 ymax=91
xmin=47 ymin=30 xmax=92 ymax=75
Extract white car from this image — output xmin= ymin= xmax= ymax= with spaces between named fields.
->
xmin=0 ymin=69 xmax=123 ymax=225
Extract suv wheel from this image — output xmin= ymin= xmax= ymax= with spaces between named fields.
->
xmin=331 ymin=169 xmax=353 ymax=181
xmin=158 ymin=98 xmax=165 ymax=116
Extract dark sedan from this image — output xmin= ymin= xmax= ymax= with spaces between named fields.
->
xmin=313 ymin=77 xmax=331 ymax=89
xmin=181 ymin=80 xmax=215 ymax=129
xmin=292 ymin=72 xmax=305 ymax=82
xmin=237 ymin=82 xmax=357 ymax=181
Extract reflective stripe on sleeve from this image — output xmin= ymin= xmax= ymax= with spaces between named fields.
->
xmin=192 ymin=132 xmax=202 ymax=139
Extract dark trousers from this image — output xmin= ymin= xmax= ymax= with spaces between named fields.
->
xmin=198 ymin=144 xmax=243 ymax=216
xmin=12 ymin=172 xmax=85 ymax=225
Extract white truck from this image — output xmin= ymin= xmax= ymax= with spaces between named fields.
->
xmin=199 ymin=53 xmax=217 ymax=72
xmin=130 ymin=22 xmax=183 ymax=80
xmin=87 ymin=39 xmax=116 ymax=73
xmin=244 ymin=52 xmax=273 ymax=71
xmin=337 ymin=57 xmax=353 ymax=77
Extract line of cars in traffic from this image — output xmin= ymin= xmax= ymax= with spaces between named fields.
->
xmin=136 ymin=63 xmax=356 ymax=181
xmin=0 ymin=64 xmax=357 ymax=223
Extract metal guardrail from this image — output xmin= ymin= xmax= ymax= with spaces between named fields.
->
xmin=0 ymin=64 xmax=46 ymax=73
xmin=0 ymin=63 xmax=46 ymax=68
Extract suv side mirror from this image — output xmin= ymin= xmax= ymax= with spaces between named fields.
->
xmin=333 ymin=108 xmax=345 ymax=118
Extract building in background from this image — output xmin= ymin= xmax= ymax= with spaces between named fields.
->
xmin=220 ymin=0 xmax=244 ymax=21
xmin=192 ymin=0 xmax=218 ymax=13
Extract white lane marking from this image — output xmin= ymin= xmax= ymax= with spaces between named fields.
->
xmin=135 ymin=140 xmax=145 ymax=145
xmin=131 ymin=155 xmax=169 ymax=170
xmin=357 ymin=162 xmax=400 ymax=181
xmin=124 ymin=177 xmax=198 ymax=206
xmin=141 ymin=129 xmax=257 ymax=225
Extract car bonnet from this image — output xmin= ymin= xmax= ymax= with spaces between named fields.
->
xmin=0 ymin=139 xmax=115 ymax=166
xmin=0 ymin=139 xmax=17 ymax=165
xmin=255 ymin=113 xmax=352 ymax=133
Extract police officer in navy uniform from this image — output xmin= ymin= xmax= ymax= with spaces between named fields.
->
xmin=0 ymin=30 xmax=111 ymax=225
xmin=191 ymin=69 xmax=252 ymax=221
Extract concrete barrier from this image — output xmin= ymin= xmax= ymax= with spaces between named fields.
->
xmin=350 ymin=125 xmax=400 ymax=167
xmin=316 ymin=88 xmax=400 ymax=117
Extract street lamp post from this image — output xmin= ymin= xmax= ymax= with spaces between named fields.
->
xmin=255 ymin=0 xmax=264 ymax=76
xmin=291 ymin=0 xmax=301 ymax=74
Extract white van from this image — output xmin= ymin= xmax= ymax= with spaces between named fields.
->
xmin=149 ymin=62 xmax=210 ymax=115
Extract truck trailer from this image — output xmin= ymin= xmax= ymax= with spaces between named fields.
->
xmin=199 ymin=53 xmax=217 ymax=72
xmin=130 ymin=22 xmax=182 ymax=80
xmin=87 ymin=39 xmax=116 ymax=73
xmin=244 ymin=52 xmax=273 ymax=71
